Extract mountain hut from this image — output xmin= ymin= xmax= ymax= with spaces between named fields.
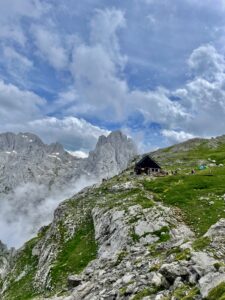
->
xmin=135 ymin=155 xmax=161 ymax=175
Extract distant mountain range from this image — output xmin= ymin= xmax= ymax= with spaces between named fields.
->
xmin=0 ymin=131 xmax=137 ymax=247
xmin=0 ymin=131 xmax=136 ymax=193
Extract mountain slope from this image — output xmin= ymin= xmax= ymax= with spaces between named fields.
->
xmin=2 ymin=134 xmax=225 ymax=299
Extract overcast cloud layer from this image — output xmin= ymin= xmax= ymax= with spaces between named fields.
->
xmin=1 ymin=0 xmax=225 ymax=152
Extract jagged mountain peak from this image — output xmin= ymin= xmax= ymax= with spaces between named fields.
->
xmin=47 ymin=142 xmax=65 ymax=155
xmin=97 ymin=130 xmax=134 ymax=146
xmin=86 ymin=130 xmax=137 ymax=177
xmin=0 ymin=132 xmax=45 ymax=151
xmin=95 ymin=134 xmax=108 ymax=147
xmin=0 ymin=132 xmax=73 ymax=162
xmin=94 ymin=130 xmax=137 ymax=156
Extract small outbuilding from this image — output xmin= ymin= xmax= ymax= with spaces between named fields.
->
xmin=135 ymin=155 xmax=161 ymax=175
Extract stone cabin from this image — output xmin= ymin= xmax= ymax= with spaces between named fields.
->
xmin=135 ymin=155 xmax=161 ymax=175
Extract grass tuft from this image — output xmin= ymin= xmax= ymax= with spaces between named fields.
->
xmin=50 ymin=218 xmax=97 ymax=291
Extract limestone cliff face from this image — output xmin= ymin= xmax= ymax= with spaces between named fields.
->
xmin=0 ymin=241 xmax=13 ymax=282
xmin=0 ymin=132 xmax=79 ymax=194
xmin=84 ymin=131 xmax=137 ymax=178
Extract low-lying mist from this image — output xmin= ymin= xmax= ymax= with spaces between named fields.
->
xmin=0 ymin=176 xmax=98 ymax=249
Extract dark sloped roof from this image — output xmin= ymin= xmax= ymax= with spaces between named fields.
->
xmin=135 ymin=155 xmax=161 ymax=169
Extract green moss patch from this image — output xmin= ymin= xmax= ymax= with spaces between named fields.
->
xmin=50 ymin=218 xmax=97 ymax=291
xmin=175 ymin=248 xmax=191 ymax=261
xmin=153 ymin=226 xmax=171 ymax=243
xmin=133 ymin=286 xmax=163 ymax=300
xmin=130 ymin=229 xmax=140 ymax=243
xmin=172 ymin=285 xmax=200 ymax=300
xmin=3 ymin=237 xmax=39 ymax=300
xmin=192 ymin=236 xmax=211 ymax=251
xmin=206 ymin=282 xmax=225 ymax=300
xmin=134 ymin=194 xmax=154 ymax=209
xmin=115 ymin=251 xmax=128 ymax=266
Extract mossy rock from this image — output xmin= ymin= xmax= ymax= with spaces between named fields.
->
xmin=153 ymin=226 xmax=171 ymax=243
xmin=175 ymin=248 xmax=191 ymax=261
xmin=206 ymin=282 xmax=225 ymax=300
xmin=192 ymin=236 xmax=211 ymax=251
xmin=173 ymin=285 xmax=200 ymax=300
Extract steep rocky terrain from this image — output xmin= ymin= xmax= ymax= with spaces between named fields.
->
xmin=85 ymin=131 xmax=137 ymax=178
xmin=0 ymin=132 xmax=79 ymax=194
xmin=2 ymin=135 xmax=225 ymax=299
xmin=0 ymin=131 xmax=136 ymax=194
xmin=0 ymin=131 xmax=137 ymax=247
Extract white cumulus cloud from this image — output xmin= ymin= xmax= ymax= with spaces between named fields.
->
xmin=26 ymin=116 xmax=110 ymax=151
xmin=31 ymin=26 xmax=69 ymax=70
xmin=0 ymin=80 xmax=46 ymax=124
xmin=161 ymin=129 xmax=196 ymax=144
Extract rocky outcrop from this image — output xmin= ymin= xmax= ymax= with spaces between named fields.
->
xmin=0 ymin=241 xmax=12 ymax=281
xmin=204 ymin=218 xmax=225 ymax=258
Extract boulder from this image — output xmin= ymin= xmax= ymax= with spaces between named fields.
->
xmin=190 ymin=251 xmax=216 ymax=277
xmin=199 ymin=272 xmax=225 ymax=298
xmin=68 ymin=275 xmax=82 ymax=289
xmin=159 ymin=262 xmax=189 ymax=282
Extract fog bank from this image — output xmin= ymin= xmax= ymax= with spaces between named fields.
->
xmin=0 ymin=176 xmax=97 ymax=248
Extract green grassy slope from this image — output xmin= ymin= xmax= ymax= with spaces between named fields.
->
xmin=101 ymin=136 xmax=225 ymax=236
xmin=3 ymin=135 xmax=225 ymax=299
xmin=143 ymin=169 xmax=225 ymax=235
xmin=142 ymin=137 xmax=225 ymax=235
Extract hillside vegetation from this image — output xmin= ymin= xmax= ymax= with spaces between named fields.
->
xmin=2 ymin=136 xmax=225 ymax=299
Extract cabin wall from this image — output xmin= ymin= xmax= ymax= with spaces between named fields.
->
xmin=135 ymin=167 xmax=160 ymax=175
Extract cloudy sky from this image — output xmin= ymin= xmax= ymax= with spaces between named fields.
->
xmin=1 ymin=0 xmax=225 ymax=153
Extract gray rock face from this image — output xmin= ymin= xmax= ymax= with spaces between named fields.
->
xmin=204 ymin=218 xmax=225 ymax=258
xmin=85 ymin=131 xmax=137 ymax=178
xmin=68 ymin=275 xmax=83 ymax=289
xmin=0 ymin=131 xmax=136 ymax=194
xmin=0 ymin=131 xmax=137 ymax=248
xmin=199 ymin=272 xmax=225 ymax=298
xmin=33 ymin=197 xmax=193 ymax=298
xmin=0 ymin=132 xmax=79 ymax=193
xmin=0 ymin=241 xmax=14 ymax=281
